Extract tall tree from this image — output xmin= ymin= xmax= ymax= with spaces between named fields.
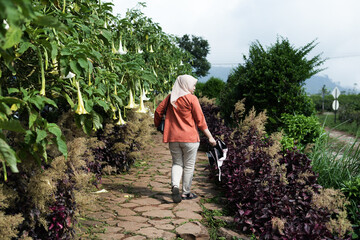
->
xmin=220 ymin=37 xmax=325 ymax=131
xmin=177 ymin=34 xmax=211 ymax=78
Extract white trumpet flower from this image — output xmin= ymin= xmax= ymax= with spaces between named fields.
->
xmin=117 ymin=39 xmax=127 ymax=55
xmin=149 ymin=45 xmax=154 ymax=53
xmin=125 ymin=89 xmax=138 ymax=109
xmin=142 ymin=88 xmax=150 ymax=101
xmin=116 ymin=109 xmax=127 ymax=125
xmin=63 ymin=71 xmax=76 ymax=79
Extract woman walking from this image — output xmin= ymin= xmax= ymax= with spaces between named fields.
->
xmin=154 ymin=74 xmax=216 ymax=203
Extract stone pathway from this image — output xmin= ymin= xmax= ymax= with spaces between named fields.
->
xmin=76 ymin=132 xmax=243 ymax=240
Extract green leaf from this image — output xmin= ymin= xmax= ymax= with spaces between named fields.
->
xmin=54 ymin=135 xmax=68 ymax=159
xmin=18 ymin=42 xmax=33 ymax=54
xmin=34 ymin=16 xmax=67 ymax=30
xmin=2 ymin=26 xmax=23 ymax=49
xmin=42 ymin=97 xmax=57 ymax=108
xmin=92 ymin=112 xmax=103 ymax=130
xmin=36 ymin=129 xmax=47 ymax=143
xmin=77 ymin=57 xmax=88 ymax=70
xmin=112 ymin=94 xmax=123 ymax=106
xmin=70 ymin=60 xmax=81 ymax=76
xmin=63 ymin=92 xmax=74 ymax=108
xmin=50 ymin=41 xmax=58 ymax=62
xmin=0 ymin=96 xmax=24 ymax=105
xmin=0 ymin=102 xmax=11 ymax=116
xmin=0 ymin=119 xmax=26 ymax=133
xmin=47 ymin=123 xmax=62 ymax=138
xmin=0 ymin=138 xmax=19 ymax=173
xmin=7 ymin=88 xmax=19 ymax=94
xmin=96 ymin=99 xmax=110 ymax=111
xmin=28 ymin=109 xmax=38 ymax=129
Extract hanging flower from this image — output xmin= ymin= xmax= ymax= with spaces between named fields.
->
xmin=137 ymin=45 xmax=143 ymax=54
xmin=125 ymin=89 xmax=138 ymax=109
xmin=3 ymin=20 xmax=9 ymax=30
xmin=75 ymin=81 xmax=89 ymax=115
xmin=111 ymin=41 xmax=117 ymax=54
xmin=136 ymin=86 xmax=148 ymax=113
xmin=116 ymin=109 xmax=126 ymax=125
xmin=117 ymin=39 xmax=127 ymax=55
xmin=63 ymin=71 xmax=76 ymax=79
xmin=142 ymin=88 xmax=150 ymax=101
xmin=152 ymin=66 xmax=158 ymax=77
xmin=149 ymin=45 xmax=154 ymax=53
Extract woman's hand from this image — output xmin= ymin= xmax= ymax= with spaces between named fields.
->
xmin=203 ymin=129 xmax=217 ymax=146
xmin=209 ymin=136 xmax=216 ymax=146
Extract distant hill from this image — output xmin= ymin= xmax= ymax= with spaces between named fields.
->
xmin=199 ymin=66 xmax=355 ymax=95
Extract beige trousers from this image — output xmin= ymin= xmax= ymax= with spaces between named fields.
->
xmin=169 ymin=142 xmax=200 ymax=194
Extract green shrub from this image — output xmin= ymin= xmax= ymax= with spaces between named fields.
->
xmin=201 ymin=77 xmax=225 ymax=99
xmin=280 ymin=113 xmax=324 ymax=150
xmin=341 ymin=177 xmax=360 ymax=235
xmin=219 ymin=37 xmax=323 ymax=132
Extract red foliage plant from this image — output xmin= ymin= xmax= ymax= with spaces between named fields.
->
xmin=199 ymin=98 xmax=352 ymax=240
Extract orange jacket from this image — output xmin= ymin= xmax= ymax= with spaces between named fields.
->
xmin=154 ymin=94 xmax=208 ymax=143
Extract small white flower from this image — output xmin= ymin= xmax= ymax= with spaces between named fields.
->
xmin=3 ymin=20 xmax=9 ymax=30
xmin=63 ymin=71 xmax=76 ymax=79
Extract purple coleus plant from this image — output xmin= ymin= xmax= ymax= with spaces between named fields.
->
xmin=200 ymin=100 xmax=352 ymax=240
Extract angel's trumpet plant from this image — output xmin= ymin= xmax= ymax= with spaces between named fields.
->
xmin=125 ymin=89 xmax=138 ymax=109
xmin=3 ymin=20 xmax=9 ymax=30
xmin=110 ymin=104 xmax=117 ymax=119
xmin=152 ymin=66 xmax=158 ymax=77
xmin=117 ymin=39 xmax=127 ymax=55
xmin=136 ymin=87 xmax=148 ymax=113
xmin=149 ymin=45 xmax=154 ymax=53
xmin=142 ymin=88 xmax=150 ymax=101
xmin=37 ymin=48 xmax=46 ymax=96
xmin=75 ymin=81 xmax=89 ymax=115
xmin=137 ymin=45 xmax=143 ymax=54
xmin=63 ymin=71 xmax=76 ymax=87
xmin=111 ymin=41 xmax=117 ymax=54
xmin=116 ymin=109 xmax=126 ymax=125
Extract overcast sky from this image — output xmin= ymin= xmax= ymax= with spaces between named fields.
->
xmin=108 ymin=0 xmax=360 ymax=89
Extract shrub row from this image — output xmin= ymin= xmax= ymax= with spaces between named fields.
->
xmin=200 ymin=97 xmax=353 ymax=239
xmin=0 ymin=109 xmax=153 ymax=239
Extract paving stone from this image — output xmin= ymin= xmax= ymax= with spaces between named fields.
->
xmin=172 ymin=219 xmax=188 ymax=226
xmin=117 ymin=221 xmax=151 ymax=232
xmin=174 ymin=210 xmax=202 ymax=220
xmin=142 ymin=209 xmax=175 ymax=218
xmin=123 ymin=236 xmax=146 ymax=240
xmin=133 ymin=205 xmax=157 ymax=212
xmin=85 ymin=211 xmax=113 ymax=220
xmin=218 ymin=227 xmax=252 ymax=240
xmin=94 ymin=233 xmax=125 ymax=240
xmin=117 ymin=215 xmax=149 ymax=223
xmin=129 ymin=197 xmax=162 ymax=205
xmin=174 ymin=200 xmax=203 ymax=212
xmin=120 ymin=202 xmax=140 ymax=208
xmin=135 ymin=227 xmax=176 ymax=240
xmin=106 ymin=220 xmax=122 ymax=227
xmin=148 ymin=219 xmax=174 ymax=230
xmin=176 ymin=221 xmax=209 ymax=240
xmin=114 ymin=207 xmax=137 ymax=216
xmin=103 ymin=226 xmax=123 ymax=234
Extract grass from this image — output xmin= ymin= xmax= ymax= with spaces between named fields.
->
xmin=308 ymin=122 xmax=360 ymax=239
xmin=309 ymin=132 xmax=360 ymax=189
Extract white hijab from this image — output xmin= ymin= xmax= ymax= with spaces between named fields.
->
xmin=170 ymin=75 xmax=198 ymax=108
